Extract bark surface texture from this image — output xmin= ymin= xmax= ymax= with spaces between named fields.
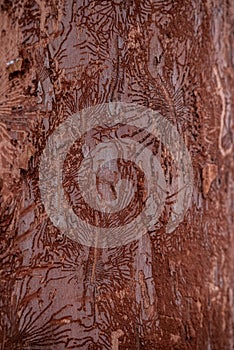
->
xmin=0 ymin=1 xmax=233 ymax=349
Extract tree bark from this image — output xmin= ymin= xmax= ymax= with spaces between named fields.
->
xmin=0 ymin=1 xmax=233 ymax=349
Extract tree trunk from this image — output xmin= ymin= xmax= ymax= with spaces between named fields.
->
xmin=0 ymin=1 xmax=233 ymax=349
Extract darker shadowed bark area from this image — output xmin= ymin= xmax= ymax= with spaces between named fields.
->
xmin=0 ymin=1 xmax=233 ymax=349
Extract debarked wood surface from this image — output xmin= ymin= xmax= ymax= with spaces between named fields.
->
xmin=0 ymin=1 xmax=234 ymax=349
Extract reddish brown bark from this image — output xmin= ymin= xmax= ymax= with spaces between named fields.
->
xmin=0 ymin=1 xmax=233 ymax=349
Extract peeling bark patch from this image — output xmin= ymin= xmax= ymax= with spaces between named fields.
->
xmin=111 ymin=329 xmax=124 ymax=350
xmin=202 ymin=163 xmax=218 ymax=196
xmin=213 ymin=66 xmax=233 ymax=157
